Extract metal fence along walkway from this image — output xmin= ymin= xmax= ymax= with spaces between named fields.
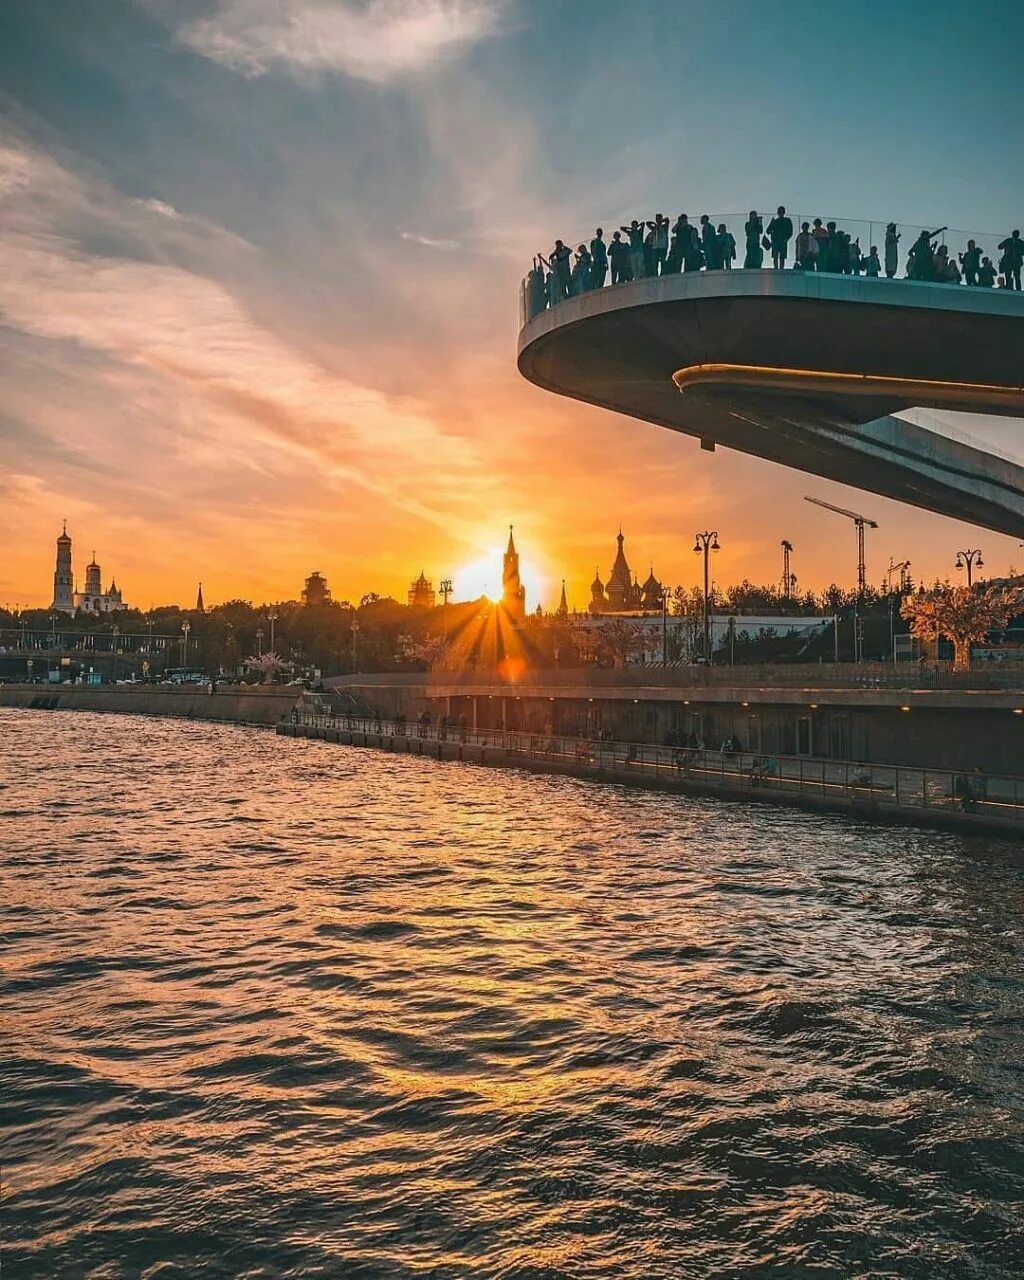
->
xmin=285 ymin=710 xmax=1024 ymax=832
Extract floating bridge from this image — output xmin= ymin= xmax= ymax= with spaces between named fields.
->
xmin=517 ymin=271 xmax=1024 ymax=535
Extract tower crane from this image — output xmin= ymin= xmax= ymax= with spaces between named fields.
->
xmin=803 ymin=496 xmax=878 ymax=597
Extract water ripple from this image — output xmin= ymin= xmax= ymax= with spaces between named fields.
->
xmin=2 ymin=708 xmax=1023 ymax=1278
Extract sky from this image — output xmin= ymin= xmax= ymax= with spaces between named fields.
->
xmin=1 ymin=0 xmax=1022 ymax=611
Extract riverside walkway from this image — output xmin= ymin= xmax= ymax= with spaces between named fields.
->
xmin=279 ymin=710 xmax=1024 ymax=838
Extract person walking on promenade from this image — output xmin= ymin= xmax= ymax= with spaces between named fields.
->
xmin=848 ymin=237 xmax=863 ymax=275
xmin=621 ymin=220 xmax=647 ymax=280
xmin=865 ymin=245 xmax=882 ymax=277
xmin=795 ymin=221 xmax=818 ymax=270
xmin=960 ymin=239 xmax=981 ymax=286
xmin=766 ymin=205 xmax=793 ymax=269
xmin=744 ymin=211 xmax=764 ymax=268
xmin=978 ymin=255 xmax=997 ymax=287
xmin=608 ymin=230 xmax=630 ymax=284
xmin=549 ymin=239 xmax=572 ymax=298
xmin=884 ymin=222 xmax=900 ymax=278
xmin=646 ymin=214 xmax=670 ymax=275
xmin=590 ymin=228 xmax=608 ymax=289
xmin=717 ymin=223 xmax=736 ymax=269
xmin=997 ymin=230 xmax=1023 ymax=289
xmin=700 ymin=214 xmax=720 ymax=269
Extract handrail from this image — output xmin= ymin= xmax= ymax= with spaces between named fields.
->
xmin=290 ymin=711 xmax=1024 ymax=822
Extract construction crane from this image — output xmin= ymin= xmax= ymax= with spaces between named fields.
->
xmin=804 ymin=496 xmax=878 ymax=597
xmin=780 ymin=539 xmax=796 ymax=599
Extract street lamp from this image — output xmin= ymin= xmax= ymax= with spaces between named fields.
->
xmin=112 ymin=624 xmax=120 ymax=681
xmin=661 ymin=584 xmax=672 ymax=666
xmin=439 ymin=577 xmax=454 ymax=639
xmin=256 ymin=627 xmax=264 ymax=657
xmin=351 ymin=619 xmax=361 ymax=671
xmin=693 ymin=531 xmax=720 ymax=663
xmin=180 ymin=619 xmax=191 ymax=667
xmin=955 ymin=548 xmax=983 ymax=588
xmin=267 ymin=608 xmax=278 ymax=653
xmin=50 ymin=612 xmax=59 ymax=648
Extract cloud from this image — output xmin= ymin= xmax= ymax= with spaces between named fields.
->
xmin=175 ymin=0 xmax=504 ymax=83
xmin=399 ymin=230 xmax=459 ymax=250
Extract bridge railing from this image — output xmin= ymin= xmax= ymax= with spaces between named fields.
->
xmin=291 ymin=711 xmax=1024 ymax=825
xmin=521 ymin=213 xmax=1017 ymax=324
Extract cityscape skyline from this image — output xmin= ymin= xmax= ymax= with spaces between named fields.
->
xmin=2 ymin=2 xmax=1023 ymax=607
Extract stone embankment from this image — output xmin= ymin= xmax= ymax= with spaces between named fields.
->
xmin=0 ymin=683 xmax=303 ymax=726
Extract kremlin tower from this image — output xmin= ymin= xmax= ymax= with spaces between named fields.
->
xmin=501 ymin=526 xmax=526 ymax=622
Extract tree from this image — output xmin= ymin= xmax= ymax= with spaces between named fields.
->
xmin=901 ymin=583 xmax=1023 ymax=671
xmin=247 ymin=651 xmax=287 ymax=683
xmin=591 ymin=620 xmax=659 ymax=668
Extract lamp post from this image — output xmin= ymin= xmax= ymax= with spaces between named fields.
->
xmin=180 ymin=619 xmax=191 ymax=667
xmin=256 ymin=627 xmax=264 ymax=657
xmin=351 ymin=619 xmax=361 ymax=671
xmin=267 ymin=609 xmax=278 ymax=653
xmin=439 ymin=577 xmax=453 ymax=639
xmin=693 ymin=531 xmax=720 ymax=663
xmin=955 ymin=548 xmax=983 ymax=588
xmin=50 ymin=612 xmax=59 ymax=648
xmin=661 ymin=585 xmax=671 ymax=666
xmin=112 ymin=624 xmax=120 ymax=681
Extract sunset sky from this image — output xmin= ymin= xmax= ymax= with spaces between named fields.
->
xmin=2 ymin=0 xmax=1022 ymax=612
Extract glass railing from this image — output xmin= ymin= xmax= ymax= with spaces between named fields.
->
xmin=519 ymin=214 xmax=1022 ymax=325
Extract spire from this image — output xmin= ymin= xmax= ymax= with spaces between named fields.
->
xmin=506 ymin=524 xmax=516 ymax=554
xmin=196 ymin=581 xmax=205 ymax=612
xmin=558 ymin=579 xmax=568 ymax=616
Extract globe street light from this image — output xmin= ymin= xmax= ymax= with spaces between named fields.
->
xmin=693 ymin=531 xmax=720 ymax=662
xmin=180 ymin=619 xmax=191 ymax=667
xmin=955 ymin=548 xmax=984 ymax=588
xmin=267 ymin=608 xmax=278 ymax=653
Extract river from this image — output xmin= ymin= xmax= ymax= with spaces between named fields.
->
xmin=3 ymin=708 xmax=1023 ymax=1278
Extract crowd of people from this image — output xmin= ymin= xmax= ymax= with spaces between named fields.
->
xmin=526 ymin=208 xmax=1023 ymax=315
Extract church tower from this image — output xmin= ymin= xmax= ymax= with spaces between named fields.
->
xmin=501 ymin=526 xmax=526 ymax=622
xmin=51 ymin=522 xmax=75 ymax=614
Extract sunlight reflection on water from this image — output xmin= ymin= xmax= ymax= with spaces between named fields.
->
xmin=2 ymin=709 xmax=1023 ymax=1278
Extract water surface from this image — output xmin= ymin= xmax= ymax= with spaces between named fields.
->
xmin=3 ymin=709 xmax=1023 ymax=1278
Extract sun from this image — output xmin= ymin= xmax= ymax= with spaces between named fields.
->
xmin=454 ymin=547 xmax=548 ymax=609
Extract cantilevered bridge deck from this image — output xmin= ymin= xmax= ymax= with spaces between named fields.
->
xmin=517 ymin=271 xmax=1024 ymax=534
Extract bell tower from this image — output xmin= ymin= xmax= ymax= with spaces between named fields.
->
xmin=501 ymin=525 xmax=526 ymax=622
xmin=51 ymin=522 xmax=75 ymax=614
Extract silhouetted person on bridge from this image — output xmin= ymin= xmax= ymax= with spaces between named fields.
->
xmin=646 ymin=214 xmax=669 ymax=275
xmin=717 ymin=223 xmax=736 ymax=269
xmin=700 ymin=214 xmax=720 ymax=270
xmin=884 ymin=223 xmax=900 ymax=278
xmin=744 ymin=211 xmax=764 ymax=268
xmin=621 ymin=220 xmax=646 ymax=280
xmin=865 ymin=246 xmax=881 ymax=277
xmin=978 ymin=256 xmax=997 ymax=287
xmin=766 ymin=205 xmax=793 ymax=269
xmin=590 ymin=229 xmax=608 ymax=289
xmin=571 ymin=244 xmax=592 ymax=294
xmin=608 ymin=231 xmax=630 ymax=285
xmin=907 ymin=227 xmax=947 ymax=282
xmin=960 ymin=240 xmax=981 ymax=286
xmin=998 ymin=230 xmax=1023 ymax=289
xmin=672 ymin=214 xmax=701 ymax=271
xmin=795 ymin=221 xmax=818 ymax=270
xmin=549 ymin=239 xmax=572 ymax=298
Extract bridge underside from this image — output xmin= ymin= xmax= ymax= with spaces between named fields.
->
xmin=517 ymin=273 xmax=1024 ymax=535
